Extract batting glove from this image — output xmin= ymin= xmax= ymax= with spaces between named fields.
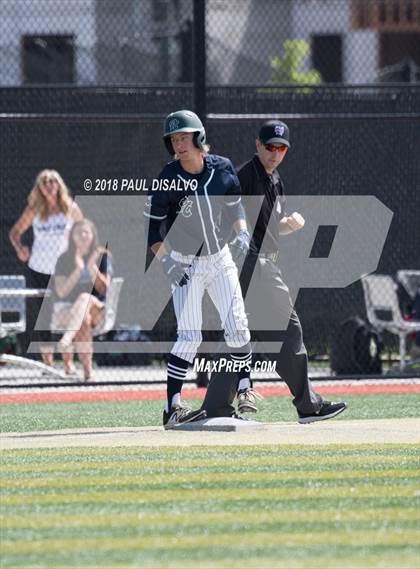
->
xmin=230 ymin=229 xmax=251 ymax=263
xmin=161 ymin=255 xmax=190 ymax=287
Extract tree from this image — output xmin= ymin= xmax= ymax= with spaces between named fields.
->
xmin=270 ymin=39 xmax=321 ymax=85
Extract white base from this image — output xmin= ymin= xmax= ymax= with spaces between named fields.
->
xmin=171 ymin=416 xmax=263 ymax=432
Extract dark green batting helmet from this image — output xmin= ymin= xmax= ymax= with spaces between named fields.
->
xmin=163 ymin=109 xmax=206 ymax=154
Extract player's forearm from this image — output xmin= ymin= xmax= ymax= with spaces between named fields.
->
xmin=147 ymin=216 xmax=167 ymax=258
xmin=233 ymin=219 xmax=248 ymax=234
xmin=151 ymin=242 xmax=169 ymax=260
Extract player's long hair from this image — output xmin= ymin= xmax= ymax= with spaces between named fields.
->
xmin=28 ymin=169 xmax=72 ymax=222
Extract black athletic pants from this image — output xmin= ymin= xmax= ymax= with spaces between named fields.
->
xmin=201 ymin=255 xmax=323 ymax=417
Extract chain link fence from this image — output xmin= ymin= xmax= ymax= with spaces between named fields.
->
xmin=1 ymin=0 xmax=419 ymax=86
xmin=1 ymin=0 xmax=419 ymax=384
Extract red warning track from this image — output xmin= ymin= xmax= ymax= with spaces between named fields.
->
xmin=0 ymin=382 xmax=418 ymax=405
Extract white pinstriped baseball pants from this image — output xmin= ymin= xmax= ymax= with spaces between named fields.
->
xmin=170 ymin=245 xmax=250 ymax=363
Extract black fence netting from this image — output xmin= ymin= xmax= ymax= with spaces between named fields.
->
xmin=1 ymin=87 xmax=419 ymax=379
xmin=2 ymin=84 xmax=420 ymax=115
xmin=1 ymin=0 xmax=420 ymax=381
xmin=206 ymin=107 xmax=418 ymax=375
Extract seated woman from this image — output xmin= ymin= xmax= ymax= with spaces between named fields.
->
xmin=53 ymin=219 xmax=111 ymax=380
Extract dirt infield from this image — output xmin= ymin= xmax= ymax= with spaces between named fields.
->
xmin=1 ymin=418 xmax=419 ymax=449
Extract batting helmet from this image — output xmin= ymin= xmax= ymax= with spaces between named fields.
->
xmin=163 ymin=110 xmax=206 ymax=155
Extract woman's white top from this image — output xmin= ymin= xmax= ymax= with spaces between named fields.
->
xmin=28 ymin=211 xmax=74 ymax=275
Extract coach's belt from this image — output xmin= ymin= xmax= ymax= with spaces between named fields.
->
xmin=260 ymin=251 xmax=279 ymax=263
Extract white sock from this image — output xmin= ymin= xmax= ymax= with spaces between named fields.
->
xmin=238 ymin=377 xmax=251 ymax=391
xmin=165 ymin=393 xmax=182 ymax=413
xmin=171 ymin=393 xmax=181 ymax=408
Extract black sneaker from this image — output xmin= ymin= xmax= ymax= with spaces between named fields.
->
xmin=298 ymin=401 xmax=347 ymax=424
xmin=163 ymin=404 xmax=207 ymax=430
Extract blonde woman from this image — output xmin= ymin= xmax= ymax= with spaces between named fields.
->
xmin=9 ymin=169 xmax=83 ymax=372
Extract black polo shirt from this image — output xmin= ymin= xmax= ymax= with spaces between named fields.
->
xmin=237 ymin=154 xmax=287 ymax=254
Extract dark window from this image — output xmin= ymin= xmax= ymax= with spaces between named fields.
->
xmin=312 ymin=34 xmax=343 ymax=83
xmin=405 ymin=1 xmax=414 ymax=22
xmin=392 ymin=0 xmax=400 ymax=23
xmin=379 ymin=0 xmax=387 ymax=23
xmin=22 ymin=35 xmax=75 ymax=84
xmin=380 ymin=32 xmax=420 ymax=81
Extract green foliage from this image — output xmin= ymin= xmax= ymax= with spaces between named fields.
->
xmin=270 ymin=39 xmax=322 ymax=85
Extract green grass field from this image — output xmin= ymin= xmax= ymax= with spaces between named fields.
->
xmin=1 ymin=393 xmax=419 ymax=432
xmin=1 ymin=393 xmax=419 ymax=568
xmin=1 ymin=444 xmax=419 ymax=569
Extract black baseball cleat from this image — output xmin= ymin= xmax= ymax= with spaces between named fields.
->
xmin=298 ymin=401 xmax=347 ymax=424
xmin=163 ymin=404 xmax=207 ymax=430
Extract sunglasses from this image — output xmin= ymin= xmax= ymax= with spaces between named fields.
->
xmin=41 ymin=178 xmax=57 ymax=184
xmin=264 ymin=143 xmax=288 ymax=153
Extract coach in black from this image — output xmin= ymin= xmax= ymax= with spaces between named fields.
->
xmin=202 ymin=120 xmax=347 ymax=423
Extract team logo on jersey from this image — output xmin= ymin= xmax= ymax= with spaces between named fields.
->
xmin=168 ymin=118 xmax=180 ymax=131
xmin=177 ymin=196 xmax=193 ymax=218
xmin=275 ymin=125 xmax=285 ymax=136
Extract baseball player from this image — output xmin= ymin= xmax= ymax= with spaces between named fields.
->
xmin=144 ymin=110 xmax=260 ymax=429
xmin=201 ymin=120 xmax=347 ymax=423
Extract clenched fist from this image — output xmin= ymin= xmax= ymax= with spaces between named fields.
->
xmin=285 ymin=212 xmax=305 ymax=231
